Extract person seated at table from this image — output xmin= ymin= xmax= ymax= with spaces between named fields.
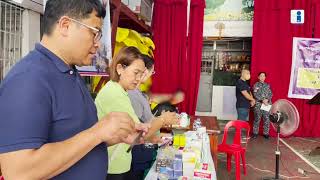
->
xmin=95 ymin=47 xmax=178 ymax=180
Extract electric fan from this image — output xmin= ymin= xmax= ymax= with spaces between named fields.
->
xmin=263 ymin=99 xmax=300 ymax=180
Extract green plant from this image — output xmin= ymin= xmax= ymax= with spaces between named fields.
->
xmin=242 ymin=0 xmax=254 ymax=13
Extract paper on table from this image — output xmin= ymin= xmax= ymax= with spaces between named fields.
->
xmin=260 ymin=104 xmax=272 ymax=112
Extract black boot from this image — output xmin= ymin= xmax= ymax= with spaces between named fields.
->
xmin=263 ymin=135 xmax=269 ymax=139
xmin=251 ymin=134 xmax=258 ymax=139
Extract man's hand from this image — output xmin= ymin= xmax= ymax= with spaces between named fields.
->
xmin=159 ymin=111 xmax=179 ymax=126
xmin=262 ymin=99 xmax=269 ymax=105
xmin=250 ymin=99 xmax=256 ymax=107
xmin=135 ymin=123 xmax=150 ymax=134
xmin=121 ymin=123 xmax=150 ymax=144
xmin=171 ymin=91 xmax=185 ymax=104
xmin=92 ymin=112 xmax=136 ymax=146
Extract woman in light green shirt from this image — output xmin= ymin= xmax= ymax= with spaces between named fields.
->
xmin=95 ymin=47 xmax=177 ymax=179
xmin=95 ymin=47 xmax=145 ymax=179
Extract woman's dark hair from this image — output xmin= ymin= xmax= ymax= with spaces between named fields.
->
xmin=141 ymin=55 xmax=155 ymax=70
xmin=110 ymin=46 xmax=143 ymax=82
xmin=152 ymin=102 xmax=178 ymax=117
xmin=43 ymin=0 xmax=106 ymax=35
xmin=258 ymin=72 xmax=267 ymax=77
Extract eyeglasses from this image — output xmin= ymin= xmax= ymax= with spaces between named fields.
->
xmin=146 ymin=69 xmax=155 ymax=75
xmin=134 ymin=71 xmax=145 ymax=79
xmin=122 ymin=64 xmax=145 ymax=79
xmin=68 ymin=18 xmax=102 ymax=43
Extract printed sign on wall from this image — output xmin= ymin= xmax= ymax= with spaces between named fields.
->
xmin=288 ymin=37 xmax=320 ymax=99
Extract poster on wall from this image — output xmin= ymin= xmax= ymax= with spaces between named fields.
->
xmin=288 ymin=37 xmax=320 ymax=99
xmin=203 ymin=0 xmax=254 ymax=37
xmin=204 ymin=0 xmax=254 ymax=21
xmin=43 ymin=0 xmax=112 ymax=75
xmin=73 ymin=0 xmax=112 ymax=75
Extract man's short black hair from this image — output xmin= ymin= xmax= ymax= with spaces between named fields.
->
xmin=141 ymin=55 xmax=155 ymax=70
xmin=43 ymin=0 xmax=106 ymax=35
xmin=258 ymin=72 xmax=267 ymax=77
xmin=152 ymin=102 xmax=178 ymax=117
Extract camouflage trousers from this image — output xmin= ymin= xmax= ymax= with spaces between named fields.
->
xmin=253 ymin=104 xmax=270 ymax=135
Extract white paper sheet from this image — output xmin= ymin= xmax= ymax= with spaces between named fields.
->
xmin=260 ymin=104 xmax=272 ymax=112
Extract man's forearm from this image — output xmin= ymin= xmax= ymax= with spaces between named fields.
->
xmin=150 ymin=94 xmax=173 ymax=104
xmin=0 ymin=126 xmax=102 ymax=179
xmin=242 ymin=91 xmax=255 ymax=101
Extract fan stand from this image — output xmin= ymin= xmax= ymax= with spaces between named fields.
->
xmin=262 ymin=124 xmax=284 ymax=180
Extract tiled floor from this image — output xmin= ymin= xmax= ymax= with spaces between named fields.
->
xmin=281 ymin=137 xmax=320 ymax=170
xmin=215 ymin=121 xmax=320 ymax=180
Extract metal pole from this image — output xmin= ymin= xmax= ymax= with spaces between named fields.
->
xmin=17 ymin=7 xmax=22 ymax=62
xmin=8 ymin=3 xmax=12 ymax=72
xmin=277 ymin=126 xmax=280 ymax=151
xmin=275 ymin=125 xmax=281 ymax=179
xmin=13 ymin=6 xmax=16 ymax=63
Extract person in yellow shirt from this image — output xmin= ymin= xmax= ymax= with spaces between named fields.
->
xmin=95 ymin=47 xmax=177 ymax=179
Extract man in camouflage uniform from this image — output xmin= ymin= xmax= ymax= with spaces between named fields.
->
xmin=252 ymin=72 xmax=273 ymax=139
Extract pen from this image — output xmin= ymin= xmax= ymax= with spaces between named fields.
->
xmin=126 ymin=131 xmax=143 ymax=153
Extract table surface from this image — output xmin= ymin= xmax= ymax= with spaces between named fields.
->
xmin=161 ymin=116 xmax=220 ymax=134
xmin=189 ymin=115 xmax=221 ymax=134
xmin=161 ymin=115 xmax=221 ymax=170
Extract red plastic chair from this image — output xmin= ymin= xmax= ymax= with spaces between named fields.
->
xmin=218 ymin=120 xmax=250 ymax=180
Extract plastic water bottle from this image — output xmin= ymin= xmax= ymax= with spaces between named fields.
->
xmin=193 ymin=118 xmax=202 ymax=131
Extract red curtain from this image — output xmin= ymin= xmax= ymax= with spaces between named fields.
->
xmin=180 ymin=0 xmax=206 ymax=114
xmin=151 ymin=0 xmax=205 ymax=115
xmin=251 ymin=0 xmax=320 ymax=137
xmin=151 ymin=0 xmax=188 ymax=94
